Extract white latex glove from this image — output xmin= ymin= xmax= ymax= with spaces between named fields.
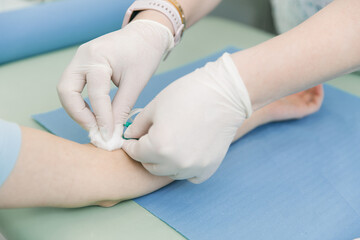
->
xmin=122 ymin=53 xmax=252 ymax=183
xmin=57 ymin=20 xmax=174 ymax=151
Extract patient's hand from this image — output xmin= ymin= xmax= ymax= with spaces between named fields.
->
xmin=233 ymin=85 xmax=324 ymax=141
xmin=262 ymin=85 xmax=324 ymax=122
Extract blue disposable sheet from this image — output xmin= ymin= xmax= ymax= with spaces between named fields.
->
xmin=33 ymin=48 xmax=360 ymax=239
xmin=0 ymin=0 xmax=133 ymax=65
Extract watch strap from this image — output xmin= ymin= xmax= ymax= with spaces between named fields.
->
xmin=122 ymin=0 xmax=185 ymax=46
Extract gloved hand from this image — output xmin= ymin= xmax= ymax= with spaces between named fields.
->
xmin=57 ymin=19 xmax=174 ymax=150
xmin=122 ymin=53 xmax=252 ymax=183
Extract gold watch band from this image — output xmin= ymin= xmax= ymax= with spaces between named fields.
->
xmin=166 ymin=0 xmax=186 ymax=29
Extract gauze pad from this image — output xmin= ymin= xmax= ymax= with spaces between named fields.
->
xmin=89 ymin=108 xmax=142 ymax=151
xmin=89 ymin=124 xmax=124 ymax=151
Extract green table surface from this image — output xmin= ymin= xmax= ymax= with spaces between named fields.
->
xmin=0 ymin=16 xmax=359 ymax=240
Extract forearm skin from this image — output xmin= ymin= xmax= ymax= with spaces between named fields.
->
xmin=232 ymin=0 xmax=360 ymax=110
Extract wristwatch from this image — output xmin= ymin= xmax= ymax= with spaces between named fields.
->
xmin=122 ymin=0 xmax=185 ymax=46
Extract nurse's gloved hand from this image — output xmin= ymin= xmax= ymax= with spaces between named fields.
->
xmin=57 ymin=20 xmax=174 ymax=150
xmin=122 ymin=53 xmax=252 ymax=183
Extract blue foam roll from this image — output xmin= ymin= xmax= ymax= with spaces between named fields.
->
xmin=0 ymin=0 xmax=133 ymax=65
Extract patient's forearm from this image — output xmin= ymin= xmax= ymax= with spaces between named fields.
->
xmin=0 ymin=127 xmax=172 ymax=208
xmin=0 ymin=93 xmax=315 ymax=208
xmin=0 ymin=122 xmax=259 ymax=209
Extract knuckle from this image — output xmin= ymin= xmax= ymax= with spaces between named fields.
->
xmin=78 ymin=42 xmax=101 ymax=58
xmin=121 ymin=106 xmax=132 ymax=118
xmin=77 ymin=43 xmax=89 ymax=56
xmin=115 ymin=109 xmax=131 ymax=125
xmin=87 ymin=43 xmax=103 ymax=56
xmin=78 ymin=42 xmax=87 ymax=50
xmin=56 ymin=81 xmax=69 ymax=96
xmin=57 ymin=69 xmax=76 ymax=96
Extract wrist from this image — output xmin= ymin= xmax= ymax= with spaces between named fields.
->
xmin=251 ymin=107 xmax=274 ymax=126
xmin=232 ymin=108 xmax=272 ymax=143
xmin=134 ymin=9 xmax=175 ymax=35
xmin=231 ymin=51 xmax=264 ymax=112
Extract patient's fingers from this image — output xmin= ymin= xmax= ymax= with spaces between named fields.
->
xmin=306 ymin=85 xmax=324 ymax=108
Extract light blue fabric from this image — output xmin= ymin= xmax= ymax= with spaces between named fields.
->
xmin=271 ymin=0 xmax=332 ymax=33
xmin=0 ymin=0 xmax=133 ymax=64
xmin=33 ymin=48 xmax=360 ymax=239
xmin=0 ymin=119 xmax=21 ymax=187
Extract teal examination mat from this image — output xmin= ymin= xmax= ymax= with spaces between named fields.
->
xmin=33 ymin=47 xmax=360 ymax=239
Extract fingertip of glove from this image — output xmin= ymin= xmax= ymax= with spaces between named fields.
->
xmin=188 ymin=177 xmax=205 ymax=184
xmin=121 ymin=139 xmax=135 ymax=155
xmin=123 ymin=126 xmax=133 ymax=139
